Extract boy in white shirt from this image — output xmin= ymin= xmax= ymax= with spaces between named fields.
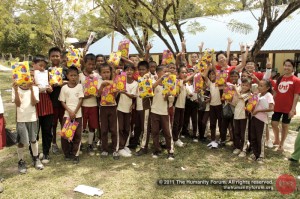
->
xmin=79 ymin=54 xmax=101 ymax=156
xmin=151 ymin=66 xmax=174 ymax=160
xmin=12 ymin=82 xmax=43 ymax=173
xmin=117 ymin=65 xmax=138 ymax=157
xmin=59 ymin=66 xmax=84 ymax=163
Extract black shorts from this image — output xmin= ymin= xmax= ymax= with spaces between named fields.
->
xmin=271 ymin=112 xmax=291 ymax=124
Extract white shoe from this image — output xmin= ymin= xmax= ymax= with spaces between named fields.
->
xmin=175 ymin=140 xmax=184 ymax=147
xmin=238 ymin=151 xmax=246 ymax=158
xmin=118 ymin=149 xmax=132 ymax=157
xmin=193 ymin=139 xmax=198 ymax=143
xmin=233 ymin=149 xmax=241 ymax=155
xmin=266 ymin=140 xmax=274 ymax=148
xmin=207 ymin=141 xmax=218 ymax=149
xmin=124 ymin=147 xmax=132 ymax=154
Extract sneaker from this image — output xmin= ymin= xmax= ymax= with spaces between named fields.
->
xmin=113 ymin=151 xmax=120 ymax=160
xmin=207 ymin=141 xmax=218 ymax=149
xmin=100 ymin=151 xmax=109 ymax=157
xmin=87 ymin=145 xmax=95 ymax=156
xmin=167 ymin=153 xmax=175 ymax=160
xmin=18 ymin=160 xmax=27 ymax=174
xmin=175 ymin=140 xmax=184 ymax=147
xmin=266 ymin=140 xmax=273 ymax=148
xmin=124 ymin=147 xmax=132 ymax=154
xmin=192 ymin=137 xmax=199 ymax=143
xmin=238 ymin=151 xmax=247 ymax=158
xmin=218 ymin=140 xmax=226 ymax=147
xmin=52 ymin=144 xmax=59 ymax=154
xmin=118 ymin=149 xmax=132 ymax=157
xmin=92 ymin=142 xmax=98 ymax=151
xmin=248 ymin=154 xmax=256 ymax=161
xmin=41 ymin=155 xmax=50 ymax=164
xmin=73 ymin=156 xmax=80 ymax=164
xmin=256 ymin=157 xmax=264 ymax=164
xmin=135 ymin=148 xmax=148 ymax=156
xmin=233 ymin=149 xmax=241 ymax=155
xmin=34 ymin=158 xmax=44 ymax=170
xmin=152 ymin=151 xmax=161 ymax=158
xmin=65 ymin=155 xmax=73 ymax=161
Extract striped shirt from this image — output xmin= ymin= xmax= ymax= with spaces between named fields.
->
xmin=36 ymin=93 xmax=54 ymax=116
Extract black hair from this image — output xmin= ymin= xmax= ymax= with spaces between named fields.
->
xmin=48 ymin=47 xmax=61 ymax=57
xmin=67 ymin=66 xmax=79 ymax=75
xmin=167 ymin=62 xmax=175 ymax=67
xmin=124 ymin=64 xmax=135 ymax=71
xmin=32 ymin=54 xmax=48 ymax=64
xmin=241 ymin=78 xmax=251 ymax=86
xmin=156 ymin=65 xmax=165 ymax=73
xmin=229 ymin=55 xmax=239 ymax=65
xmin=207 ymin=69 xmax=216 ymax=77
xmin=61 ymin=51 xmax=68 ymax=57
xmin=261 ymin=79 xmax=273 ymax=93
xmin=96 ymin=54 xmax=105 ymax=60
xmin=276 ymin=59 xmax=295 ymax=85
xmin=283 ymin=59 xmax=295 ymax=67
xmin=99 ymin=63 xmax=112 ymax=80
xmin=84 ymin=53 xmax=96 ymax=63
xmin=138 ymin=61 xmax=149 ymax=70
xmin=177 ymin=66 xmax=186 ymax=74
xmin=229 ymin=70 xmax=239 ymax=77
xmin=149 ymin=61 xmax=157 ymax=66
xmin=216 ymin=51 xmax=226 ymax=62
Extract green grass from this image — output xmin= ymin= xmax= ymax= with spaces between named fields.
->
xmin=1 ymin=69 xmax=300 ymax=198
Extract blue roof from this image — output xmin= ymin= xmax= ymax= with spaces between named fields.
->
xmin=88 ymin=6 xmax=300 ymax=55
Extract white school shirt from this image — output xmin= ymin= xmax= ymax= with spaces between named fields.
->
xmin=151 ymin=85 xmax=168 ymax=115
xmin=79 ymin=72 xmax=102 ymax=107
xmin=233 ymin=91 xmax=250 ymax=120
xmin=186 ymin=83 xmax=197 ymax=101
xmin=117 ymin=81 xmax=138 ymax=113
xmin=12 ymin=86 xmax=39 ymax=122
xmin=175 ymin=80 xmax=187 ymax=108
xmin=254 ymin=92 xmax=274 ymax=124
xmin=207 ymin=79 xmax=222 ymax=106
xmin=59 ymin=84 xmax=84 ymax=118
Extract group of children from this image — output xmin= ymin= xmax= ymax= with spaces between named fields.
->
xmin=9 ymin=42 xmax=300 ymax=174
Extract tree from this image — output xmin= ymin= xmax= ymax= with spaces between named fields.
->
xmin=246 ymin=0 xmax=300 ymax=59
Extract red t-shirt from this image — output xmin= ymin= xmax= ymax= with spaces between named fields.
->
xmin=274 ymin=75 xmax=300 ymax=113
xmin=133 ymin=71 xmax=139 ymax=81
xmin=216 ymin=65 xmax=236 ymax=83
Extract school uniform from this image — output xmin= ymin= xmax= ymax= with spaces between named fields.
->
xmin=117 ymin=81 xmax=138 ymax=150
xmin=79 ymin=72 xmax=101 ymax=132
xmin=100 ymin=85 xmax=119 ymax=152
xmin=182 ymin=82 xmax=198 ymax=138
xmin=36 ymin=91 xmax=54 ymax=156
xmin=151 ymin=85 xmax=174 ymax=154
xmin=172 ymin=80 xmax=187 ymax=141
xmin=59 ymin=84 xmax=84 ymax=157
xmin=207 ymin=79 xmax=222 ymax=141
xmin=198 ymin=90 xmax=210 ymax=140
xmin=232 ymin=88 xmax=251 ymax=150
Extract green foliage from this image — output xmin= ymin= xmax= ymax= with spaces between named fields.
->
xmin=227 ymin=19 xmax=253 ymax=35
